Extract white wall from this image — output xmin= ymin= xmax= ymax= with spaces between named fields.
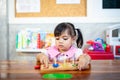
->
xmin=0 ymin=0 xmax=8 ymax=60
xmin=0 ymin=0 xmax=120 ymax=60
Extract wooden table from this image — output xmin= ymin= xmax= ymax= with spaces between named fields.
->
xmin=0 ymin=60 xmax=120 ymax=80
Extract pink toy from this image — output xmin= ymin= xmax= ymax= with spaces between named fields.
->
xmin=87 ymin=40 xmax=104 ymax=51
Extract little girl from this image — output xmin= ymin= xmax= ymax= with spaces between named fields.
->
xmin=36 ymin=22 xmax=91 ymax=70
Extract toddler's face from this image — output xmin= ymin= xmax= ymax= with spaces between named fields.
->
xmin=55 ymin=30 xmax=74 ymax=52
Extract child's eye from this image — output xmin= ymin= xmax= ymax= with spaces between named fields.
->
xmin=55 ymin=37 xmax=59 ymax=40
xmin=63 ymin=38 xmax=68 ymax=40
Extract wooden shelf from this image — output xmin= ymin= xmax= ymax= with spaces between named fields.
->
xmin=16 ymin=49 xmax=45 ymax=52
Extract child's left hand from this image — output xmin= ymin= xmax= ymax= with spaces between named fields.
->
xmin=77 ymin=54 xmax=91 ymax=70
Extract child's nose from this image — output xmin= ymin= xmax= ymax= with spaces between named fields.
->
xmin=59 ymin=38 xmax=63 ymax=42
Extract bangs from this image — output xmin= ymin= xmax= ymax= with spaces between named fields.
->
xmin=54 ymin=23 xmax=68 ymax=37
xmin=54 ymin=23 xmax=75 ymax=37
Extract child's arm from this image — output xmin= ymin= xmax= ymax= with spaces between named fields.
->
xmin=77 ymin=54 xmax=91 ymax=70
xmin=36 ymin=53 xmax=49 ymax=68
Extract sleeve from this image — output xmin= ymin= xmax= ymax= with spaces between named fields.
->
xmin=40 ymin=49 xmax=48 ymax=56
xmin=74 ymin=48 xmax=83 ymax=60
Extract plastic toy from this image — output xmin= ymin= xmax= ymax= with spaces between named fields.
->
xmin=95 ymin=38 xmax=104 ymax=44
xmin=87 ymin=40 xmax=104 ymax=51
xmin=44 ymin=33 xmax=55 ymax=48
xmin=42 ymin=73 xmax=72 ymax=79
xmin=95 ymin=38 xmax=107 ymax=50
xmin=105 ymin=44 xmax=111 ymax=52
xmin=93 ymin=42 xmax=104 ymax=51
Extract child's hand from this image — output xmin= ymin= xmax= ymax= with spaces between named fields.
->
xmin=36 ymin=53 xmax=49 ymax=68
xmin=78 ymin=54 xmax=91 ymax=70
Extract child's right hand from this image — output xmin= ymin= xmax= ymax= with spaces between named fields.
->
xmin=78 ymin=54 xmax=91 ymax=70
xmin=36 ymin=53 xmax=49 ymax=68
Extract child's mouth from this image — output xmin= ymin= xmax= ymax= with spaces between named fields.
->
xmin=59 ymin=45 xmax=64 ymax=48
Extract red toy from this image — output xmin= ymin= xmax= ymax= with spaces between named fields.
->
xmin=34 ymin=65 xmax=40 ymax=69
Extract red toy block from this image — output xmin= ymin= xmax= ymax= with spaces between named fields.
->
xmin=34 ymin=65 xmax=40 ymax=69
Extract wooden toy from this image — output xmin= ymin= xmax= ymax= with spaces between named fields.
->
xmin=52 ymin=58 xmax=59 ymax=68
xmin=34 ymin=65 xmax=40 ymax=69
xmin=40 ymin=58 xmax=90 ymax=71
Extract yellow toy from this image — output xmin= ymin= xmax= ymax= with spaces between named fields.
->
xmin=44 ymin=33 xmax=55 ymax=48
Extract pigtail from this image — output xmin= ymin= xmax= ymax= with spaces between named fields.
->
xmin=76 ymin=29 xmax=83 ymax=48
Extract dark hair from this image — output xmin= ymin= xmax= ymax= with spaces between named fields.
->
xmin=54 ymin=22 xmax=83 ymax=48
